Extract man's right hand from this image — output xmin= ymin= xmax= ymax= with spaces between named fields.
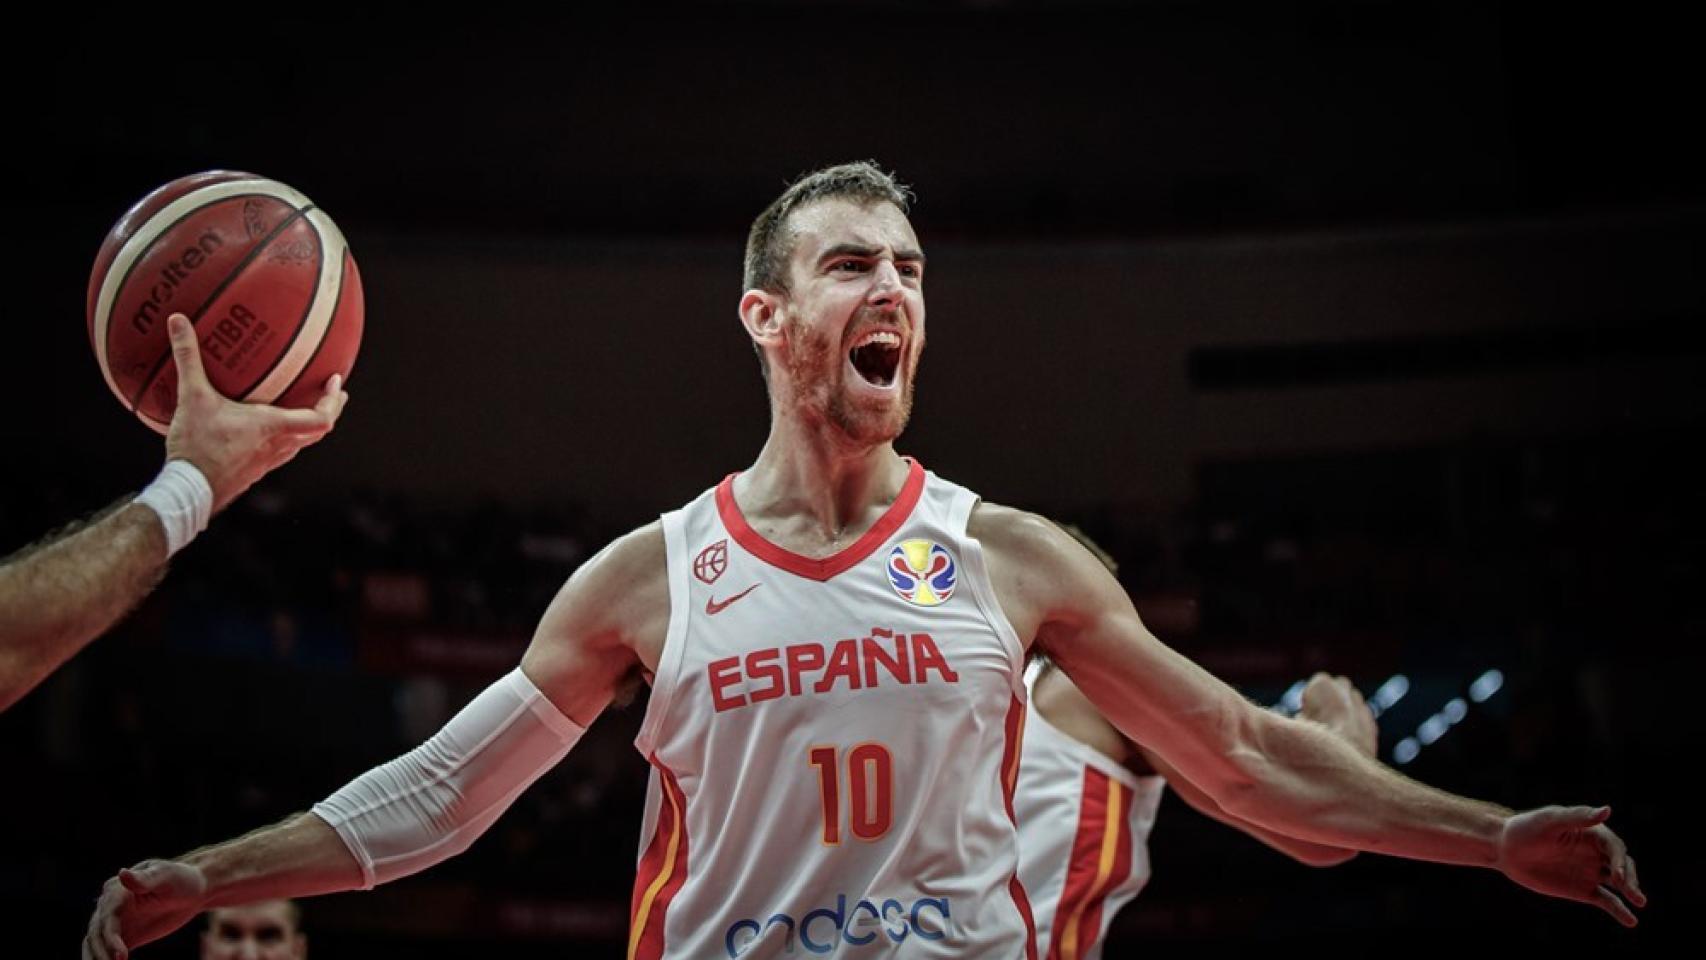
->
xmin=1299 ymin=672 xmax=1379 ymax=757
xmin=83 ymin=859 xmax=207 ymax=959
xmin=162 ymin=313 xmax=350 ymax=513
xmin=1497 ymin=805 xmax=1646 ymax=926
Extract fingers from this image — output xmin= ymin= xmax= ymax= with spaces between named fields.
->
xmin=315 ymin=374 xmax=351 ymax=425
xmin=166 ymin=315 xmax=209 ymax=400
xmin=84 ymin=880 xmax=129 ymax=960
xmin=1548 ymin=805 xmax=1612 ymax=830
xmin=313 ymin=374 xmax=350 ymax=424
xmin=1569 ymin=808 xmax=1610 ymax=828
xmin=1605 ymin=843 xmax=1646 ymax=909
xmin=1622 ymin=855 xmax=1646 ymax=908
xmin=117 ymin=866 xmax=147 ymax=894
xmin=259 ymin=381 xmax=350 ymax=440
xmin=103 ymin=909 xmax=129 ymax=960
xmin=1591 ymin=885 xmax=1638 ymax=928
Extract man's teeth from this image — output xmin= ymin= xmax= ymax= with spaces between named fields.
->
xmin=854 ymin=331 xmax=901 ymax=349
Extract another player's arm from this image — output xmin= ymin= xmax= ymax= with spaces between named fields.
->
xmin=973 ymin=504 xmax=1645 ymax=925
xmin=1035 ymin=667 xmax=1355 ymax=866
xmin=0 ymin=501 xmax=167 ymax=713
xmin=1136 ymin=747 xmax=1356 ymax=867
xmin=4 ymin=316 xmax=346 ymax=717
xmin=82 ymin=523 xmax=662 ymax=960
xmin=1142 ymin=671 xmax=1380 ymax=866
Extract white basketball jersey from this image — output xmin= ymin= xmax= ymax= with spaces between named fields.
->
xmin=1014 ymin=669 xmax=1166 ymax=960
xmin=630 ymin=459 xmax=1038 ymax=959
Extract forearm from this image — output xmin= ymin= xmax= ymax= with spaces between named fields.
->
xmin=1223 ymin=709 xmax=1511 ymax=867
xmin=1229 ymin=818 xmax=1359 ymax=867
xmin=185 ymin=812 xmax=365 ymax=908
xmin=1145 ymin=748 xmax=1356 ymax=867
xmin=311 ymin=667 xmax=585 ymax=888
xmin=1180 ymin=779 xmax=1357 ymax=866
xmin=0 ymin=500 xmax=165 ymax=711
xmin=182 ymin=662 xmax=583 ymax=903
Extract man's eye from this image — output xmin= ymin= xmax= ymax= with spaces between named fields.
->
xmin=835 ymin=260 xmax=867 ymax=273
xmin=899 ymin=264 xmax=920 ymax=278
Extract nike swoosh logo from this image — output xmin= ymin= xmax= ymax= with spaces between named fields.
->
xmin=706 ymin=584 xmax=760 ymax=615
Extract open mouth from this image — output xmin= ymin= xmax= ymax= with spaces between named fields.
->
xmin=848 ymin=330 xmax=903 ymax=388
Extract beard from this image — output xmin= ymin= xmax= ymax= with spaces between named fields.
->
xmin=780 ymin=312 xmax=919 ymax=447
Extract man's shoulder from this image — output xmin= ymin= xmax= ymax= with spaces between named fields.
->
xmin=538 ymin=519 xmax=670 ymax=667
xmin=967 ymin=500 xmax=1076 ymax=566
xmin=578 ymin=520 xmax=667 ymax=587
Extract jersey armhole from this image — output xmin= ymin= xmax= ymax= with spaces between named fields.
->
xmin=634 ymin=508 xmax=693 ymax=757
xmin=950 ymin=487 xmax=1028 ymax=695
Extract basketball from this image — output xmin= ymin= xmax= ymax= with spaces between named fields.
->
xmin=86 ymin=171 xmax=364 ymax=433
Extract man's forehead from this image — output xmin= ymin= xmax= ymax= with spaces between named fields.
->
xmin=211 ymin=902 xmax=295 ymax=929
xmin=787 ymin=199 xmax=920 ymax=259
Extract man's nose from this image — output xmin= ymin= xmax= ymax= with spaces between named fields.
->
xmin=867 ymin=260 xmax=904 ymax=308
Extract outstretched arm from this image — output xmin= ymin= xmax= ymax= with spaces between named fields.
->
xmin=976 ymin=504 xmax=1645 ymax=926
xmin=3 ymin=314 xmax=346 ymax=714
xmin=82 ymin=523 xmax=664 ymax=959
xmin=1152 ymin=672 xmax=1378 ymax=866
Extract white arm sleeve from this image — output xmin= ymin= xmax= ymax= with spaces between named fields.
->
xmin=310 ymin=667 xmax=585 ymax=889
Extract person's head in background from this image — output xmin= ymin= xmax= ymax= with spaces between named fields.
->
xmin=201 ymin=899 xmax=305 ymax=960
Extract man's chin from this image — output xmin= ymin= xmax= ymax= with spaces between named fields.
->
xmin=829 ymin=394 xmax=911 ymax=447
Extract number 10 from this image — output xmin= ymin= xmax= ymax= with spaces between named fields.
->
xmin=808 ymin=743 xmax=893 ymax=844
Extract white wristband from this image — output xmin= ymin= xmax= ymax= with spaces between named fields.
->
xmin=134 ymin=460 xmax=214 ymax=558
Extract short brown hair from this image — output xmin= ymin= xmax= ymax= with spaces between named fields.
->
xmin=743 ymin=161 xmax=913 ymax=293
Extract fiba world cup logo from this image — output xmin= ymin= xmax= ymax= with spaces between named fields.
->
xmin=887 ymin=539 xmax=958 ymax=607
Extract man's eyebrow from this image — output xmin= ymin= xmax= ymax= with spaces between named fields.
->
xmin=817 ymin=243 xmax=927 ymax=266
xmin=818 ymin=243 xmax=881 ymax=265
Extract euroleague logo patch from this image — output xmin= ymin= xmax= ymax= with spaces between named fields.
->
xmin=886 ymin=539 xmax=957 ymax=607
xmin=694 ymin=539 xmax=729 ymax=585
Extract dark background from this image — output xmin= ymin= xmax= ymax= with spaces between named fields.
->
xmin=5 ymin=1 xmax=1702 ymax=954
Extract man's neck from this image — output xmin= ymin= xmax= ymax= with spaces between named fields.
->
xmin=737 ymin=419 xmax=909 ymax=549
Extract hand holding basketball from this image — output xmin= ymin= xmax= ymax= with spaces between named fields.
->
xmin=163 ymin=313 xmax=349 ymax=513
xmin=87 ymin=172 xmax=363 ymax=434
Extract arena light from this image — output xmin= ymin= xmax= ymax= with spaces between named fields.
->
xmin=1443 ymin=698 xmax=1468 ymax=724
xmin=1392 ymin=671 xmax=1505 ymax=764
xmin=1394 ymin=738 xmax=1421 ymax=765
xmin=1367 ymin=674 xmax=1410 ymax=718
xmin=1417 ymin=715 xmax=1450 ymax=746
xmin=1469 ymin=669 xmax=1504 ymax=703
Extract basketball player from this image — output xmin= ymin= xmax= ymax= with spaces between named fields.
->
xmin=1019 ymin=664 xmax=1373 ymax=959
xmin=201 ymin=899 xmax=306 ymax=960
xmin=84 ymin=164 xmax=1642 ymax=959
xmin=1018 ymin=533 xmax=1376 ymax=958
xmin=0 ymin=314 xmax=348 ymax=713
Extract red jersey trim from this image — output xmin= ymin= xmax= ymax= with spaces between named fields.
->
xmin=629 ymin=759 xmax=690 ymax=960
xmin=714 ymin=458 xmax=926 ymax=582
xmin=1048 ymin=767 xmax=1135 ymax=960
xmin=1003 ymin=693 xmax=1041 ymax=960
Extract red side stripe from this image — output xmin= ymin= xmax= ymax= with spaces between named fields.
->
xmin=629 ymin=760 xmax=690 ymax=960
xmin=1049 ymin=766 xmax=1112 ymax=960
xmin=1003 ymin=695 xmax=1040 ymax=960
xmin=1069 ymin=780 xmax=1136 ymax=960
